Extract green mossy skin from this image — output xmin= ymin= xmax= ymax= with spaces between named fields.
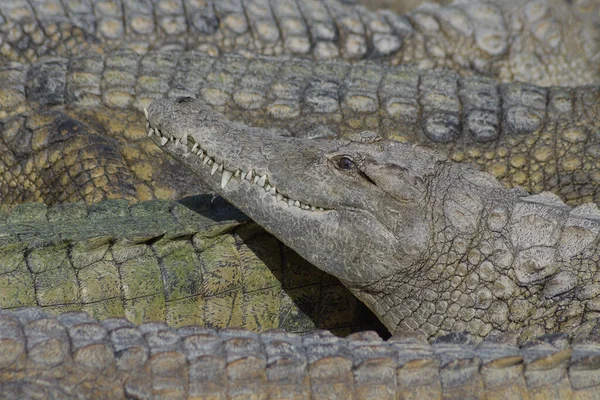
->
xmin=118 ymin=244 xmax=163 ymax=300
xmin=71 ymin=237 xmax=112 ymax=269
xmin=81 ymin=297 xmax=125 ymax=321
xmin=124 ymin=294 xmax=167 ymax=325
xmin=0 ymin=198 xmax=386 ymax=335
xmin=0 ymin=261 xmax=35 ymax=308
xmin=196 ymin=235 xmax=244 ymax=298
xmin=0 ymin=243 xmax=26 ymax=274
xmin=47 ymin=202 xmax=89 ymax=223
xmin=78 ymin=260 xmax=121 ymax=303
xmin=155 ymin=239 xmax=203 ymax=303
xmin=34 ymin=263 xmax=80 ymax=305
xmin=27 ymin=242 xmax=70 ymax=274
xmin=6 ymin=202 xmax=48 ymax=224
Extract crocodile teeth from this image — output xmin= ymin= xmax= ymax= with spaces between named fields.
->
xmin=311 ymin=206 xmax=316 ymax=211
xmin=147 ymin=128 xmax=154 ymax=137
xmin=160 ymin=137 xmax=169 ymax=146
xmin=218 ymin=164 xmax=224 ymax=173
xmin=293 ymin=200 xmax=300 ymax=207
xmin=181 ymin=135 xmax=188 ymax=145
xmin=143 ymin=107 xmax=149 ymax=120
xmin=287 ymin=199 xmax=294 ymax=207
xmin=221 ymin=170 xmax=233 ymax=189
xmin=269 ymin=186 xmax=277 ymax=195
xmin=211 ymin=163 xmax=220 ymax=175
xmin=203 ymin=157 xmax=210 ymax=165
xmin=245 ymin=170 xmax=253 ymax=181
xmin=234 ymin=170 xmax=241 ymax=177
xmin=277 ymin=194 xmax=283 ymax=201
xmin=175 ymin=138 xmax=181 ymax=146
xmin=192 ymin=143 xmax=198 ymax=152
xmin=256 ymin=175 xmax=266 ymax=187
xmin=302 ymin=204 xmax=310 ymax=210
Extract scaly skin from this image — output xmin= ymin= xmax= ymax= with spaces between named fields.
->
xmin=1 ymin=308 xmax=600 ymax=399
xmin=0 ymin=196 xmax=383 ymax=336
xmin=1 ymin=0 xmax=599 ymax=86
xmin=148 ymin=97 xmax=600 ymax=343
xmin=360 ymin=0 xmax=449 ymax=14
xmin=2 ymin=51 xmax=600 ymax=206
xmin=0 ymin=107 xmax=209 ymax=207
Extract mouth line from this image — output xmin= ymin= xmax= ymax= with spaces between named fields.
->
xmin=145 ymin=109 xmax=330 ymax=212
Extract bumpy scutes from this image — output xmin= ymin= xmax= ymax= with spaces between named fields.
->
xmin=1 ymin=308 xmax=600 ymax=399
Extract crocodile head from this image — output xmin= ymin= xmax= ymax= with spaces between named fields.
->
xmin=147 ymin=97 xmax=462 ymax=332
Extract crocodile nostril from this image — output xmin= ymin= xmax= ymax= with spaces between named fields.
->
xmin=176 ymin=96 xmax=194 ymax=104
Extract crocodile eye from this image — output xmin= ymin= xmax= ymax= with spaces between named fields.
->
xmin=332 ymin=155 xmax=376 ymax=184
xmin=176 ymin=96 xmax=194 ymax=104
xmin=337 ymin=157 xmax=355 ymax=170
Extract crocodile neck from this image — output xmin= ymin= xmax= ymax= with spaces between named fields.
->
xmin=356 ymin=161 xmax=600 ymax=339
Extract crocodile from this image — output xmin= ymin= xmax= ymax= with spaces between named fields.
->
xmin=1 ymin=308 xmax=600 ymax=399
xmin=147 ymin=96 xmax=600 ymax=343
xmin=1 ymin=0 xmax=600 ymax=87
xmin=0 ymin=196 xmax=384 ymax=336
xmin=2 ymin=51 xmax=600 ymax=208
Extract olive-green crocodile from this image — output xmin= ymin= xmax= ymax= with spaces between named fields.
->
xmin=0 ymin=196 xmax=384 ymax=337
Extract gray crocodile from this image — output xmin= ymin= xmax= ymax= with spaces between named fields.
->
xmin=0 ymin=196 xmax=383 ymax=336
xmin=1 ymin=307 xmax=600 ymax=399
xmin=1 ymin=0 xmax=599 ymax=87
xmin=2 ymin=51 xmax=600 ymax=207
xmin=147 ymin=97 xmax=600 ymax=343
